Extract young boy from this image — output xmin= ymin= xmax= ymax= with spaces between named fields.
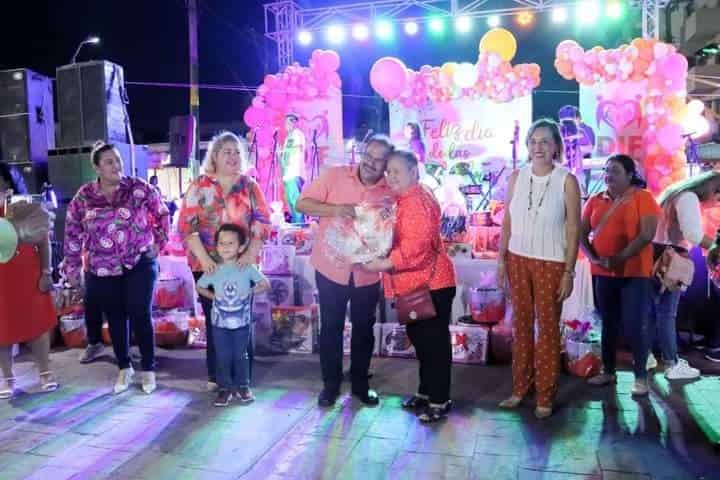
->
xmin=196 ymin=223 xmax=270 ymax=406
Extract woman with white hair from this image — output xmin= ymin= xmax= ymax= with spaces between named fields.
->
xmin=178 ymin=131 xmax=271 ymax=391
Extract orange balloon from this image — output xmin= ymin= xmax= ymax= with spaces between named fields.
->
xmin=479 ymin=28 xmax=518 ymax=62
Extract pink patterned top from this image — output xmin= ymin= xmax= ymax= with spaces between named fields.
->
xmin=62 ymin=177 xmax=170 ymax=281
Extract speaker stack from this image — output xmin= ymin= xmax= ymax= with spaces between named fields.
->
xmin=0 ymin=68 xmax=55 ymax=193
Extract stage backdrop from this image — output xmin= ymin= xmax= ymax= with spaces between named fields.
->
xmin=389 ymin=95 xmax=532 ymax=171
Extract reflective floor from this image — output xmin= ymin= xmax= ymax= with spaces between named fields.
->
xmin=0 ymin=348 xmax=719 ymax=479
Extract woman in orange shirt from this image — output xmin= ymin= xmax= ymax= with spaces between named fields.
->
xmin=580 ymin=154 xmax=660 ymax=396
xmin=364 ymin=150 xmax=456 ymax=423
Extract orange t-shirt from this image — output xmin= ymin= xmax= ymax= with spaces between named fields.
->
xmin=383 ymin=185 xmax=456 ymax=297
xmin=582 ymin=188 xmax=660 ymax=278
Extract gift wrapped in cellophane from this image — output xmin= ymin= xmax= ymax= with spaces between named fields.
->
xmin=324 ymin=200 xmax=396 ymax=264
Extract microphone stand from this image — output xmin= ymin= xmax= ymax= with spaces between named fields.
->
xmin=266 ymin=130 xmax=279 ymax=202
xmin=310 ymin=129 xmax=320 ymax=182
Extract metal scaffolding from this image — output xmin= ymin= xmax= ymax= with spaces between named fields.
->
xmin=264 ymin=0 xmax=669 ymax=69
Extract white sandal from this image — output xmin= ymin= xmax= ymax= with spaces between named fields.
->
xmin=0 ymin=377 xmax=16 ymax=399
xmin=39 ymin=371 xmax=59 ymax=392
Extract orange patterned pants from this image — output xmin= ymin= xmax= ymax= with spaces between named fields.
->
xmin=507 ymin=252 xmax=565 ymax=408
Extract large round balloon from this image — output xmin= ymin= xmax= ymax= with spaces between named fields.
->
xmin=370 ymin=57 xmax=408 ymax=101
xmin=479 ymin=28 xmax=517 ymax=62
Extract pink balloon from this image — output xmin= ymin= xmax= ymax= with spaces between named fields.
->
xmin=311 ymin=49 xmax=341 ymax=73
xmin=265 ymin=90 xmax=287 ymax=109
xmin=370 ymin=57 xmax=408 ymax=101
xmin=251 ymin=97 xmax=265 ymax=108
xmin=657 ymin=123 xmax=683 ymax=153
xmin=257 ymin=85 xmax=269 ymax=96
xmin=243 ymin=106 xmax=264 ymax=128
xmin=264 ymin=75 xmax=278 ymax=87
xmin=256 ymin=128 xmax=275 ymax=147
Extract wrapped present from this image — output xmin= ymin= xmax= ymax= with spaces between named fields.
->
xmin=470 ymin=226 xmax=502 ymax=252
xmin=153 ymin=309 xmax=190 ymax=347
xmin=255 ymin=275 xmax=294 ymax=307
xmin=567 ymin=352 xmax=602 ymax=378
xmin=468 ymin=288 xmax=506 ymax=325
xmin=55 ymin=286 xmax=84 ymax=316
xmin=342 ymin=322 xmax=382 ymax=356
xmin=445 ymin=242 xmax=473 ymax=259
xmin=279 ymin=224 xmax=315 ymax=255
xmin=154 ymin=276 xmax=186 ymax=310
xmin=187 ymin=316 xmax=206 ymax=348
xmin=450 ymin=324 xmax=489 ymax=364
xmin=59 ymin=314 xmax=87 ymax=348
xmin=380 ymin=323 xmax=415 ymax=359
xmin=325 ymin=200 xmax=396 ymax=264
xmin=255 ymin=305 xmax=318 ymax=355
xmin=489 ymin=325 xmax=513 ymax=364
xmin=261 ymin=245 xmax=296 ymax=275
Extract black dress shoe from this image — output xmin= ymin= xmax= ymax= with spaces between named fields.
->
xmin=318 ymin=389 xmax=338 ymax=407
xmin=352 ymin=388 xmax=379 ymax=406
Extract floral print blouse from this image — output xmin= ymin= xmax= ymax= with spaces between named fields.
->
xmin=62 ymin=177 xmax=170 ymax=281
xmin=178 ymin=174 xmax=271 ymax=272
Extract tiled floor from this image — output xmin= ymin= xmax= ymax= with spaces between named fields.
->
xmin=0 ymin=347 xmax=719 ymax=479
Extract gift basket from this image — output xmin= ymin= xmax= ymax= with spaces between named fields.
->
xmin=324 ymin=200 xmax=396 ymax=264
xmin=562 ymin=310 xmax=602 ymax=378
xmin=468 ymin=287 xmax=506 ymax=324
xmin=59 ymin=314 xmax=87 ymax=348
xmin=152 ymin=309 xmax=190 ymax=347
xmin=154 ymin=276 xmax=186 ymax=310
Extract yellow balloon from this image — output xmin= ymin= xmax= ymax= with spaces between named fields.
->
xmin=441 ymin=62 xmax=457 ymax=77
xmin=479 ymin=28 xmax=517 ymax=62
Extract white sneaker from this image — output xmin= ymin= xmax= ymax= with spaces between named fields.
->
xmin=631 ymin=379 xmax=649 ymax=396
xmin=646 ymin=353 xmax=658 ymax=371
xmin=140 ymin=371 xmax=156 ymax=394
xmin=79 ymin=343 xmax=105 ymax=363
xmin=664 ymin=358 xmax=701 ymax=380
xmin=114 ymin=367 xmax=135 ymax=394
xmin=207 ymin=381 xmax=219 ymax=392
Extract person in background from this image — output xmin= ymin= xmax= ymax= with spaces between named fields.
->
xmin=653 ymin=171 xmax=720 ymax=368
xmin=196 ymin=223 xmax=270 ymax=407
xmin=581 ymin=154 xmax=659 ymax=396
xmin=178 ymin=131 xmax=270 ymax=392
xmin=0 ymin=162 xmax=58 ymax=399
xmin=363 ymin=150 xmax=456 ymax=423
xmin=296 ymin=135 xmax=394 ymax=408
xmin=281 ymin=114 xmax=306 ymax=223
xmin=403 ymin=122 xmax=426 ymax=166
xmin=62 ymin=142 xmax=169 ymax=395
xmin=497 ymin=118 xmax=582 ymax=419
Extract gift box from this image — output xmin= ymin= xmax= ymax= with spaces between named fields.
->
xmin=379 ymin=323 xmax=416 ymax=359
xmin=450 ymin=324 xmax=489 ymax=364
xmin=152 ymin=309 xmax=190 ymax=347
xmin=279 ymin=225 xmax=314 ymax=255
xmin=261 ymin=245 xmax=296 ymax=275
xmin=342 ymin=322 xmax=382 ymax=356
xmin=59 ymin=314 xmax=87 ymax=348
xmin=154 ymin=276 xmax=186 ymax=310
xmin=255 ymin=305 xmax=318 ymax=355
xmin=187 ymin=316 xmax=206 ymax=348
xmin=255 ymin=275 xmax=295 ymax=307
xmin=445 ymin=242 xmax=473 ymax=259
xmin=468 ymin=288 xmax=506 ymax=325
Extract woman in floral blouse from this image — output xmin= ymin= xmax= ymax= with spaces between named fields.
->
xmin=178 ymin=131 xmax=271 ymax=391
xmin=62 ymin=142 xmax=169 ymax=395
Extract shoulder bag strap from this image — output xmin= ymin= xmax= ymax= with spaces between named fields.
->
xmin=591 ymin=188 xmax=635 ymax=240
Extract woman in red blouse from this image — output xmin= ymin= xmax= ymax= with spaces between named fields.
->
xmin=364 ymin=149 xmax=456 ymax=423
xmin=178 ymin=131 xmax=270 ymax=391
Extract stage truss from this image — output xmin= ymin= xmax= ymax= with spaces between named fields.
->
xmin=264 ymin=0 xmax=668 ymax=69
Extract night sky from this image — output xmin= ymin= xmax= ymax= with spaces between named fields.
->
xmin=1 ymin=0 xmax=641 ymax=143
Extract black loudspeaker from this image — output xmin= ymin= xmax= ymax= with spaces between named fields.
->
xmin=55 ymin=61 xmax=128 ymax=148
xmin=168 ymin=115 xmax=196 ymax=167
xmin=48 ymin=143 xmax=150 ymax=201
xmin=0 ymin=68 xmax=55 ymax=163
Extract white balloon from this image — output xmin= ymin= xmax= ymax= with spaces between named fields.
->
xmin=454 ymin=62 xmax=479 ymax=89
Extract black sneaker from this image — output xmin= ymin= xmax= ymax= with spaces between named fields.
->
xmin=237 ymin=387 xmax=254 ymax=403
xmin=214 ymin=390 xmax=232 ymax=407
xmin=318 ymin=389 xmax=338 ymax=407
xmin=704 ymin=348 xmax=720 ymax=363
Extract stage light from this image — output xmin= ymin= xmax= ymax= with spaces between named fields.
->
xmin=375 ymin=19 xmax=394 ymax=40
xmin=551 ymin=7 xmax=568 ymax=23
xmin=455 ymin=15 xmax=473 ymax=34
xmin=404 ymin=21 xmax=419 ymax=36
xmin=576 ymin=1 xmax=599 ymax=24
xmin=429 ymin=17 xmax=445 ymax=35
xmin=325 ymin=24 xmax=346 ymax=44
xmin=516 ymin=10 xmax=534 ymax=27
xmin=487 ymin=15 xmax=501 ymax=28
xmin=297 ymin=30 xmax=313 ymax=46
xmin=351 ymin=23 xmax=369 ymax=41
xmin=606 ymin=1 xmax=625 ymax=20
